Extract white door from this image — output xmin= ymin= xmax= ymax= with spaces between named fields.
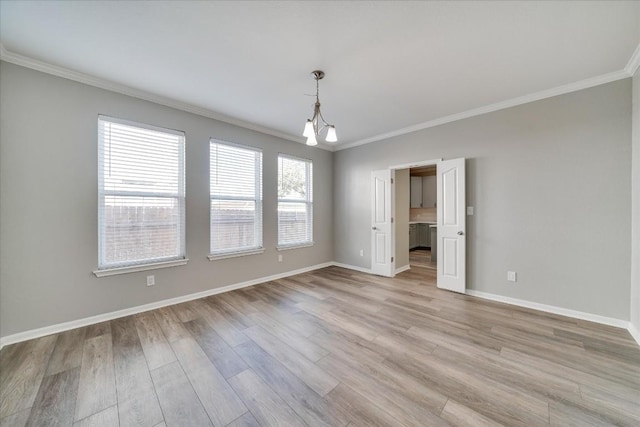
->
xmin=371 ymin=169 xmax=394 ymax=277
xmin=437 ymin=158 xmax=466 ymax=293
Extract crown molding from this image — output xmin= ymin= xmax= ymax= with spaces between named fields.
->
xmin=625 ymin=42 xmax=640 ymax=76
xmin=336 ymin=67 xmax=631 ymax=151
xmin=337 ymin=41 xmax=640 ymax=151
xmin=3 ymin=40 xmax=638 ymax=154
xmin=0 ymin=44 xmax=337 ymax=152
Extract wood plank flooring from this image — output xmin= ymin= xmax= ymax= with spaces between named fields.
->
xmin=1 ymin=266 xmax=639 ymax=426
xmin=409 ymin=248 xmax=436 ymax=271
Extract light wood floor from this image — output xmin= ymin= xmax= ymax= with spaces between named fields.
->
xmin=1 ymin=266 xmax=639 ymax=426
xmin=409 ymin=248 xmax=436 ymax=271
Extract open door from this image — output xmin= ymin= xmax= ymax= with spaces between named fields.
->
xmin=437 ymin=158 xmax=466 ymax=293
xmin=371 ymin=169 xmax=394 ymax=277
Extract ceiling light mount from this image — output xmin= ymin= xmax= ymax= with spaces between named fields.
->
xmin=303 ymin=70 xmax=337 ymax=146
xmin=311 ymin=70 xmax=325 ymax=80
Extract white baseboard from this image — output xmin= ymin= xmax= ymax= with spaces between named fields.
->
xmin=335 ymin=262 xmax=409 ymax=277
xmin=629 ymin=322 xmax=640 ymax=346
xmin=332 ymin=266 xmax=638 ymax=345
xmin=331 ymin=262 xmax=372 ymax=274
xmin=4 ymin=262 xmax=638 ymax=349
xmin=395 ymin=264 xmax=411 ymax=275
xmin=466 ymin=290 xmax=629 ymax=329
xmin=0 ymin=262 xmax=333 ymax=349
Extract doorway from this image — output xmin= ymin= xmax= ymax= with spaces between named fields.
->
xmin=407 ymin=165 xmax=437 ymax=273
xmin=391 ymin=160 xmax=439 ymax=276
xmin=371 ymin=158 xmax=467 ymax=293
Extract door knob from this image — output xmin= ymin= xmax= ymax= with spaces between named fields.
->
xmin=457 ymin=231 xmax=464 ymax=235
xmin=372 ymin=226 xmax=377 ymax=230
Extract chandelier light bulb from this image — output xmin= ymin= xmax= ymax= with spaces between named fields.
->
xmin=306 ymin=133 xmax=318 ymax=146
xmin=303 ymin=120 xmax=314 ymax=137
xmin=326 ymin=126 xmax=338 ymax=142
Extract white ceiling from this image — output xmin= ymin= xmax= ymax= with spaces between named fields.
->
xmin=1 ymin=1 xmax=639 ymax=149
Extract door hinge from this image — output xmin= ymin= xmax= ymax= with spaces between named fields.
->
xmin=390 ymin=178 xmax=394 ymax=184
xmin=391 ymin=217 xmax=394 ymax=223
xmin=391 ymin=257 xmax=394 ymax=262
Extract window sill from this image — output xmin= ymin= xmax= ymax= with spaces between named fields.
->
xmin=208 ymin=248 xmax=265 ymax=261
xmin=276 ymin=242 xmax=314 ymax=251
xmin=93 ymin=258 xmax=189 ymax=277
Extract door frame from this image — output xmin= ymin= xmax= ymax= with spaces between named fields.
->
xmin=387 ymin=158 xmax=442 ymax=277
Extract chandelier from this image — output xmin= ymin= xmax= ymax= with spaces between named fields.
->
xmin=302 ymin=70 xmax=337 ymax=146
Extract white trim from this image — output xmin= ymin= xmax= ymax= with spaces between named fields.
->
xmin=2 ymin=43 xmax=637 ymax=154
xmin=624 ymin=42 xmax=640 ymax=76
xmin=4 ymin=261 xmax=637 ymax=349
xmin=276 ymin=243 xmax=314 ymax=251
xmin=395 ymin=264 xmax=411 ymax=275
xmin=99 ymin=114 xmax=185 ymax=137
xmin=335 ymin=69 xmax=630 ymax=151
xmin=93 ymin=259 xmax=189 ymax=277
xmin=209 ymin=137 xmax=264 ymax=153
xmin=277 ymin=152 xmax=314 ymax=164
xmin=389 ymin=159 xmax=442 ymax=170
xmin=1 ymin=261 xmax=334 ymax=349
xmin=629 ymin=323 xmax=640 ymax=346
xmin=466 ymin=290 xmax=629 ymax=329
xmin=208 ymin=248 xmax=265 ymax=261
xmin=332 ymin=262 xmax=372 ymax=274
xmin=331 ymin=266 xmax=636 ymax=342
xmin=0 ymin=44 xmax=333 ymax=151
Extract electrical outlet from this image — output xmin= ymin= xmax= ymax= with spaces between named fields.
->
xmin=359 ymin=249 xmax=364 ymax=257
xmin=278 ymin=254 xmax=283 ymax=262
xmin=507 ymin=271 xmax=517 ymax=282
xmin=146 ymin=275 xmax=155 ymax=286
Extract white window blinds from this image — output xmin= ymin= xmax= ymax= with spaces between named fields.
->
xmin=278 ymin=154 xmax=313 ymax=247
xmin=210 ymin=140 xmax=263 ymax=256
xmin=98 ymin=116 xmax=185 ymax=270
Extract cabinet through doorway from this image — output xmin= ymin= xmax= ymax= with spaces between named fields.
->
xmin=408 ymin=165 xmax=437 ymax=271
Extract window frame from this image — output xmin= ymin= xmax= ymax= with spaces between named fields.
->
xmin=94 ymin=115 xmax=187 ymax=277
xmin=277 ymin=153 xmax=314 ymax=250
xmin=208 ymin=139 xmax=264 ymax=260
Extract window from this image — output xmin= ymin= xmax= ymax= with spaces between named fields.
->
xmin=96 ymin=116 xmax=186 ymax=275
xmin=209 ymin=140 xmax=263 ymax=259
xmin=278 ymin=154 xmax=313 ymax=248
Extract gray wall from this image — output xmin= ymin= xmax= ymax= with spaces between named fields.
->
xmin=334 ymin=79 xmax=632 ymax=320
xmin=0 ymin=62 xmax=333 ymax=338
xmin=394 ymin=169 xmax=409 ymax=269
xmin=632 ymin=68 xmax=640 ymax=333
xmin=1 ymin=59 xmax=635 ymax=338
